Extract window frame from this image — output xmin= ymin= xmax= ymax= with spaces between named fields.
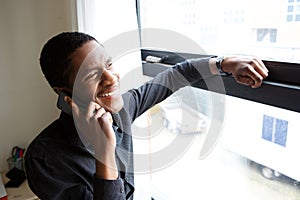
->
xmin=141 ymin=49 xmax=300 ymax=113
xmin=136 ymin=0 xmax=300 ymax=113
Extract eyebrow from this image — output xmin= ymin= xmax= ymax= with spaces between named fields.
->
xmin=81 ymin=57 xmax=113 ymax=75
xmin=106 ymin=56 xmax=112 ymax=65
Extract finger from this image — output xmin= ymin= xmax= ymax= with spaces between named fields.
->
xmin=247 ymin=67 xmax=264 ymax=88
xmin=235 ymin=75 xmax=255 ymax=87
xmin=235 ymin=70 xmax=263 ymax=88
xmin=95 ymin=103 xmax=101 ymax=111
xmin=86 ymin=102 xmax=103 ymax=118
xmin=94 ymin=107 xmax=107 ymax=120
xmin=251 ymin=58 xmax=269 ymax=78
xmin=97 ymin=112 xmax=115 ymax=142
xmin=236 ymin=63 xmax=264 ymax=87
xmin=95 ymin=110 xmax=113 ymax=131
xmin=100 ymin=112 xmax=113 ymax=124
xmin=255 ymin=58 xmax=269 ymax=72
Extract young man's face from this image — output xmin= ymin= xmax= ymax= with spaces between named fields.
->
xmin=68 ymin=40 xmax=123 ymax=113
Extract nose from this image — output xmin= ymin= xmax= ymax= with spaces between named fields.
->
xmin=100 ymin=69 xmax=119 ymax=86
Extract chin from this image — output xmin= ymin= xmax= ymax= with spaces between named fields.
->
xmin=100 ymin=98 xmax=124 ymax=114
xmin=112 ymin=98 xmax=124 ymax=113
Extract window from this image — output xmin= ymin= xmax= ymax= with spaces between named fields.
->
xmin=256 ymin=28 xmax=277 ymax=43
xmin=288 ymin=5 xmax=294 ymax=12
xmin=140 ymin=0 xmax=300 ymax=63
xmin=287 ymin=14 xmax=294 ymax=21
xmin=77 ymin=1 xmax=300 ymax=199
xmin=139 ymin=0 xmax=300 ymax=199
xmin=287 ymin=0 xmax=300 ymax=23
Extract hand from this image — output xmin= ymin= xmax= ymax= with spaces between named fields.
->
xmin=64 ymin=96 xmax=118 ymax=179
xmin=222 ymin=56 xmax=269 ymax=88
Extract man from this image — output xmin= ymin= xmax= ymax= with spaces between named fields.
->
xmin=25 ymin=32 xmax=268 ymax=200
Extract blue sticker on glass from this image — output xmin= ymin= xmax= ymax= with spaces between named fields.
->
xmin=262 ymin=115 xmax=288 ymax=147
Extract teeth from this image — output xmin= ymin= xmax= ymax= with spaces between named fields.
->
xmin=100 ymin=92 xmax=113 ymax=97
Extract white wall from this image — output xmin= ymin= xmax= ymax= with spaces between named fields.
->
xmin=0 ymin=0 xmax=77 ymax=171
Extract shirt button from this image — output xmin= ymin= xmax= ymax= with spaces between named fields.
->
xmin=120 ymin=187 xmax=124 ymax=193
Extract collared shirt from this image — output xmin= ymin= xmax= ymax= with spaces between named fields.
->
xmin=25 ymin=109 xmax=135 ymax=200
xmin=25 ymin=58 xmax=211 ymax=200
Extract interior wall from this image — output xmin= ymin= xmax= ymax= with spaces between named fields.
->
xmin=0 ymin=0 xmax=77 ymax=172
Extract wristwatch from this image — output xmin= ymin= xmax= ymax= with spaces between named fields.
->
xmin=215 ymin=56 xmax=231 ymax=76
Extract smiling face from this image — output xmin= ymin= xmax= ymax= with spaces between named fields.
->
xmin=69 ymin=40 xmax=124 ymax=113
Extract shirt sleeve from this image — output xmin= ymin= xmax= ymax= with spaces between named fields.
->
xmin=25 ymin=156 xmax=93 ymax=200
xmin=94 ymin=176 xmax=126 ymax=200
xmin=25 ymin=154 xmax=128 ymax=200
xmin=123 ymin=57 xmax=212 ymax=122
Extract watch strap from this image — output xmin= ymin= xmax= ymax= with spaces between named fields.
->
xmin=213 ymin=56 xmax=231 ymax=76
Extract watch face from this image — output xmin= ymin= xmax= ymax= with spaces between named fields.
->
xmin=216 ymin=56 xmax=223 ymax=70
xmin=216 ymin=56 xmax=224 ymax=67
xmin=216 ymin=56 xmax=231 ymax=75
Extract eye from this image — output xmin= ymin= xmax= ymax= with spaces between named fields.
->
xmin=106 ymin=56 xmax=113 ymax=70
xmin=86 ymin=70 xmax=101 ymax=80
xmin=92 ymin=71 xmax=100 ymax=77
xmin=106 ymin=62 xmax=113 ymax=70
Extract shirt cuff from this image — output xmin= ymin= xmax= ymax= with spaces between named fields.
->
xmin=188 ymin=57 xmax=214 ymax=78
xmin=94 ymin=175 xmax=126 ymax=200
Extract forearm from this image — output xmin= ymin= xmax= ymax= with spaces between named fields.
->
xmin=94 ymin=157 xmax=127 ymax=200
xmin=95 ymin=159 xmax=118 ymax=180
xmin=188 ymin=56 xmax=231 ymax=76
xmin=93 ymin=173 xmax=126 ymax=200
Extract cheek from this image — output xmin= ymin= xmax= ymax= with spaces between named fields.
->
xmin=73 ymin=82 xmax=98 ymax=102
xmin=95 ymin=95 xmax=124 ymax=113
xmin=113 ymin=72 xmax=120 ymax=79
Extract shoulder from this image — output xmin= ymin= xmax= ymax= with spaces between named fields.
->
xmin=26 ymin=112 xmax=76 ymax=156
xmin=26 ymin=118 xmax=62 ymax=159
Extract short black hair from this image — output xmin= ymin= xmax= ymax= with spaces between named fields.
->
xmin=40 ymin=32 xmax=97 ymax=88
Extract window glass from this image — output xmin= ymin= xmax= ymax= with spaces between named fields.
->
xmin=140 ymin=0 xmax=300 ymax=63
xmin=140 ymin=1 xmax=300 ymax=199
xmin=287 ymin=14 xmax=294 ymax=21
xmin=288 ymin=5 xmax=294 ymax=12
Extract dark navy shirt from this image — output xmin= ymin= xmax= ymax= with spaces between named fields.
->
xmin=25 ymin=58 xmax=212 ymax=200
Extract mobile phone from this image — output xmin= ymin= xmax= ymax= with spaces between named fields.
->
xmin=57 ymin=91 xmax=72 ymax=115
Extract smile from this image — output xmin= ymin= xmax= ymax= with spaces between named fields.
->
xmin=98 ymin=92 xmax=114 ymax=97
